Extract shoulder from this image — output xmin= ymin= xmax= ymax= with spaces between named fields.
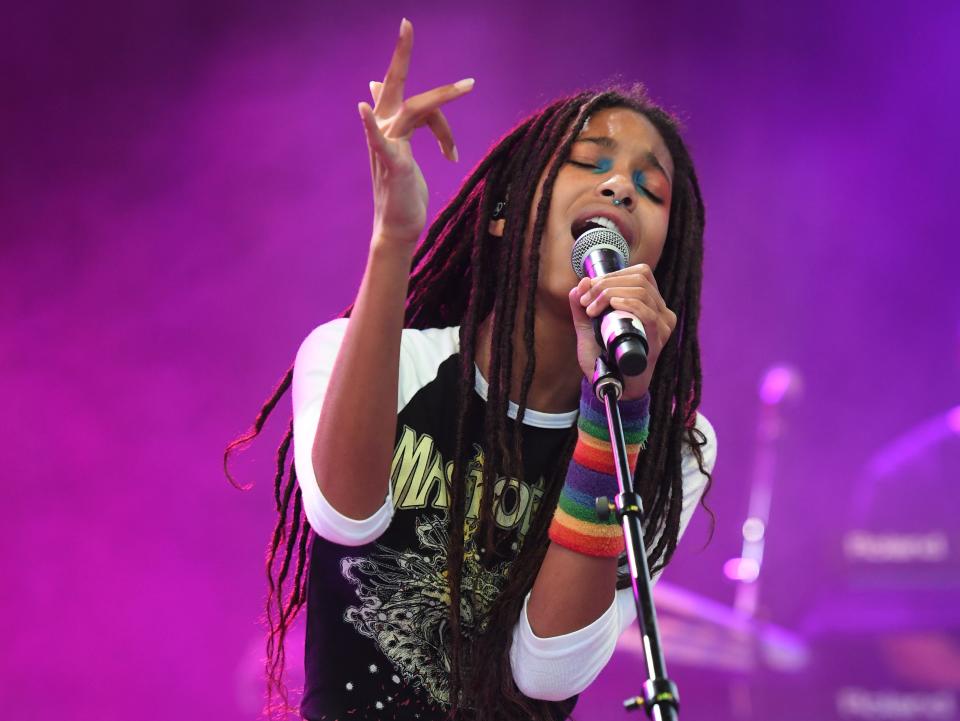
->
xmin=293 ymin=319 xmax=463 ymax=414
xmin=398 ymin=325 xmax=461 ymax=368
xmin=294 ymin=319 xmax=460 ymax=367
xmin=396 ymin=326 xmax=461 ymax=411
xmin=295 ymin=317 xmax=350 ymax=364
xmin=292 ymin=319 xmax=352 ymax=414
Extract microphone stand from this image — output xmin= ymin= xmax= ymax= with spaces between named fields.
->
xmin=592 ymin=355 xmax=680 ymax=721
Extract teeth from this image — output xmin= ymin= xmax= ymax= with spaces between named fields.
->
xmin=586 ymin=216 xmax=618 ymax=232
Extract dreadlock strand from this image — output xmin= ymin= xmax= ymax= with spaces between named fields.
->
xmin=273 ymin=422 xmax=294 ymax=512
xmin=442 ymin=159 xmax=512 ymax=716
xmin=512 ymin=100 xmax=592 ymax=434
xmin=265 ymin=484 xmax=305 ymax=718
xmin=224 ymin=367 xmax=293 ymax=490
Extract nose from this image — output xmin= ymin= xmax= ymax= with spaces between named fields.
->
xmin=597 ymin=174 xmax=637 ymax=209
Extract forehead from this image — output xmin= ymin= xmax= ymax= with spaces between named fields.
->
xmin=578 ymin=108 xmax=674 ymax=176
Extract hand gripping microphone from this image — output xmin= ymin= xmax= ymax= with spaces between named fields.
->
xmin=571 ymin=226 xmax=649 ymax=376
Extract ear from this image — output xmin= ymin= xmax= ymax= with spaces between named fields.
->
xmin=488 ymin=198 xmax=507 ymax=237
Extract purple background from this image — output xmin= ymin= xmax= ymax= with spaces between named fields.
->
xmin=3 ymin=1 xmax=959 ymax=719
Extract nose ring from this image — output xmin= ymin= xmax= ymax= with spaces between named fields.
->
xmin=612 ymin=198 xmax=624 ymax=206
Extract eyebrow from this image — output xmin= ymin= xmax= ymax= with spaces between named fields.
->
xmin=574 ymin=136 xmax=673 ymax=185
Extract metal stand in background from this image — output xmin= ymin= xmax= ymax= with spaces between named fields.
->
xmin=592 ymin=355 xmax=679 ymax=721
xmin=723 ymin=364 xmax=802 ymax=720
xmin=725 ymin=366 xmax=802 ymax=615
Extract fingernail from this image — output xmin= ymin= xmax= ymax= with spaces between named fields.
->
xmin=454 ymin=78 xmax=475 ymax=91
xmin=400 ymin=18 xmax=410 ymax=34
xmin=451 ymin=145 xmax=459 ymax=162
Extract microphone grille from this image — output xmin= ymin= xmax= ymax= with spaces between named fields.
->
xmin=570 ymin=227 xmax=630 ymax=279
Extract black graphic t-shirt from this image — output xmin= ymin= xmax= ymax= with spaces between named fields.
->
xmin=291 ymin=320 xmax=714 ymax=721
xmin=292 ymin=321 xmax=583 ymax=720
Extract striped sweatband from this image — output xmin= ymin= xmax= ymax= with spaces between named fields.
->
xmin=548 ymin=378 xmax=650 ymax=558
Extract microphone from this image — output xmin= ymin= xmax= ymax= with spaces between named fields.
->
xmin=571 ymin=226 xmax=649 ymax=376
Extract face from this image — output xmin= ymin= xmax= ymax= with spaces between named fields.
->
xmin=525 ymin=107 xmax=675 ymax=312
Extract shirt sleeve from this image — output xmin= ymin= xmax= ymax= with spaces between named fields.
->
xmin=291 ymin=320 xmax=462 ymax=546
xmin=291 ymin=318 xmax=394 ymax=546
xmin=510 ymin=412 xmax=717 ymax=700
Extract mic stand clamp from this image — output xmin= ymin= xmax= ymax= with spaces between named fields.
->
xmin=592 ymin=355 xmax=680 ymax=721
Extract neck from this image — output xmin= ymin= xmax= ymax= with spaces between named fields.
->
xmin=474 ymin=293 xmax=583 ymax=414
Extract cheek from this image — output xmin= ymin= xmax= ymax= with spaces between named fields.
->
xmin=633 ymin=209 xmax=671 ymax=268
xmin=536 ymin=219 xmax=581 ymax=292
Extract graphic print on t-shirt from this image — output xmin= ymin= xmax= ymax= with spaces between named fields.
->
xmin=340 ymin=428 xmax=548 ymax=705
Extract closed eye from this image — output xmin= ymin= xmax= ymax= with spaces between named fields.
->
xmin=638 ymin=186 xmax=663 ymax=204
xmin=568 ymin=160 xmax=664 ymax=205
xmin=568 ymin=160 xmax=603 ymax=171
xmin=633 ymin=171 xmax=663 ymax=205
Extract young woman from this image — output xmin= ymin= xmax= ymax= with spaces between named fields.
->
xmin=227 ymin=18 xmax=716 ymax=721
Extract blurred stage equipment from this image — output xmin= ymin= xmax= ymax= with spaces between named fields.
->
xmin=800 ymin=403 xmax=960 ymax=720
xmin=725 ymin=365 xmax=803 ymax=617
xmin=618 ymin=580 xmax=808 ymax=674
xmin=615 ymin=377 xmax=960 ymax=720
xmin=615 ymin=364 xmax=809 ymax=719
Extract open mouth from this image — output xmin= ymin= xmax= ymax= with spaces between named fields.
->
xmin=571 ymin=215 xmax=629 ymax=245
xmin=570 ymin=218 xmax=609 ymax=240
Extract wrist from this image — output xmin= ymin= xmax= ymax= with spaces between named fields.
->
xmin=579 ymin=377 xmax=650 ymax=426
xmin=619 ymin=386 xmax=650 ymax=403
xmin=368 ymin=232 xmax=417 ymax=267
xmin=547 ymin=381 xmax=651 ymax=559
xmin=371 ymin=217 xmax=422 ymax=246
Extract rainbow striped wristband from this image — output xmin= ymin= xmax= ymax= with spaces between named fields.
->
xmin=548 ymin=378 xmax=650 ymax=558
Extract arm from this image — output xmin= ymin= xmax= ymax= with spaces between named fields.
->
xmin=525 ymin=269 xmax=672 ymax=637
xmin=294 ymin=19 xmax=474 ymax=533
xmin=309 ymin=239 xmax=414 ymax=521
xmin=511 ymin=267 xmax=706 ymax=699
xmin=511 ymin=413 xmax=717 ymax=700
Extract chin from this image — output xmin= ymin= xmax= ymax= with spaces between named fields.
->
xmin=535 ymin=280 xmax=575 ymax=315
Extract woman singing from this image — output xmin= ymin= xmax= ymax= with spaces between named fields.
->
xmin=228 ymin=18 xmax=716 ymax=721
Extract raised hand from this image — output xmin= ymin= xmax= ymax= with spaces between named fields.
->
xmin=357 ymin=18 xmax=475 ymax=247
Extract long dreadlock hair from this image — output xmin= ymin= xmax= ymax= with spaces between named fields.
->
xmin=225 ymin=84 xmax=711 ymax=720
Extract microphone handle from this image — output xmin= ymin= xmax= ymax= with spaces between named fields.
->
xmin=592 ymin=311 xmax=648 ymax=376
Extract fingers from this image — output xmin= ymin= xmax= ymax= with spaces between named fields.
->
xmin=568 ymin=278 xmax=593 ymax=327
xmin=594 ymin=263 xmax=660 ymax=293
xmin=388 ymin=78 xmax=474 ymax=138
xmin=586 ymin=288 xmax=676 ymax=333
xmin=370 ymin=78 xmax=471 ymax=161
xmin=358 ymin=101 xmax=390 ymax=158
xmin=378 ymin=18 xmax=413 ymax=116
xmin=582 ymin=284 xmax=651 ymax=317
xmin=370 ymin=18 xmax=474 ymax=160
xmin=580 ymin=268 xmax=665 ymax=315
xmin=578 ymin=269 xmax=677 ymax=345
xmin=424 ymin=109 xmax=458 ymax=162
xmin=610 ymin=296 xmax=677 ymax=339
